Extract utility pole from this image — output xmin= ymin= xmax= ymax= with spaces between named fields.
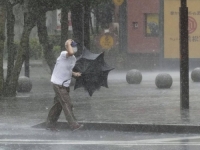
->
xmin=180 ymin=0 xmax=189 ymax=109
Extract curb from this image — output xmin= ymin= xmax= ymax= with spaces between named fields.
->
xmin=33 ymin=122 xmax=200 ymax=133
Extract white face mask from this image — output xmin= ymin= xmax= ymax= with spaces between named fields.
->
xmin=72 ymin=47 xmax=78 ymax=53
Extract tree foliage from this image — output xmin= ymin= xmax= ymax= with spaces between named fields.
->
xmin=0 ymin=0 xmax=114 ymax=97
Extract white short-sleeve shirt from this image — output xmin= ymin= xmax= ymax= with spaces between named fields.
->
xmin=51 ymin=51 xmax=76 ymax=87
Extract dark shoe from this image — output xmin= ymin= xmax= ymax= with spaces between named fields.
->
xmin=71 ymin=123 xmax=84 ymax=131
xmin=46 ymin=122 xmax=59 ymax=132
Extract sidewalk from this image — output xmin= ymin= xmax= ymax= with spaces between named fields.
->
xmin=1 ymin=60 xmax=200 ymax=133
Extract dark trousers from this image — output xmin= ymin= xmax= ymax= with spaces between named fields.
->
xmin=46 ymin=84 xmax=77 ymax=127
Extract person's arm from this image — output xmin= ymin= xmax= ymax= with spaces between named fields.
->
xmin=72 ymin=72 xmax=81 ymax=78
xmin=65 ymin=39 xmax=74 ymax=57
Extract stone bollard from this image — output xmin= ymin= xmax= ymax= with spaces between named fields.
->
xmin=17 ymin=76 xmax=32 ymax=93
xmin=155 ymin=73 xmax=173 ymax=88
xmin=191 ymin=68 xmax=200 ymax=82
xmin=126 ymin=69 xmax=142 ymax=84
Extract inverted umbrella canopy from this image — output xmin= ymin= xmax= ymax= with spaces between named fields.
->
xmin=73 ymin=48 xmax=114 ymax=96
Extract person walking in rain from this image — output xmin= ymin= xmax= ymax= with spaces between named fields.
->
xmin=46 ymin=39 xmax=83 ymax=131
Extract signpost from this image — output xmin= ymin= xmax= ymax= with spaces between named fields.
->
xmin=162 ymin=0 xmax=190 ymax=109
xmin=180 ymin=0 xmax=189 ymax=109
xmin=99 ymin=33 xmax=115 ymax=50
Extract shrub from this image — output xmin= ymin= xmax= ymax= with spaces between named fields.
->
xmin=53 ymin=45 xmax=61 ymax=57
xmin=29 ymin=39 xmax=43 ymax=60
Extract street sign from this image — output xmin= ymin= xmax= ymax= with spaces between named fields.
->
xmin=99 ymin=33 xmax=115 ymax=50
xmin=112 ymin=0 xmax=124 ymax=6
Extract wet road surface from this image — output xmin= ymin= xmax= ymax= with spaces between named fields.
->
xmin=1 ymin=61 xmax=200 ymax=149
xmin=1 ymin=124 xmax=200 ymax=150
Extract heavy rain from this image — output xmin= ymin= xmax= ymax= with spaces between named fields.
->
xmin=0 ymin=0 xmax=200 ymax=150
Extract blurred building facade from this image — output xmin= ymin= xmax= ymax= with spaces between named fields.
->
xmin=126 ymin=0 xmax=200 ymax=70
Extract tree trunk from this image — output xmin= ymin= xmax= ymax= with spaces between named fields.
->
xmin=83 ymin=0 xmax=90 ymax=49
xmin=24 ymin=13 xmax=30 ymax=77
xmin=71 ymin=1 xmax=91 ymax=53
xmin=6 ymin=12 xmax=36 ymax=97
xmin=4 ymin=1 xmax=16 ymax=96
xmin=0 ymin=4 xmax=5 ymax=97
xmin=37 ymin=11 xmax=56 ymax=73
xmin=60 ymin=4 xmax=69 ymax=50
xmin=94 ymin=5 xmax=100 ymax=34
xmin=71 ymin=2 xmax=84 ymax=56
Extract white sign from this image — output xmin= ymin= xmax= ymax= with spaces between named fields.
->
xmin=56 ymin=9 xmax=72 ymax=31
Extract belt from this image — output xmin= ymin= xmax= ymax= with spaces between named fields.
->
xmin=54 ymin=84 xmax=69 ymax=90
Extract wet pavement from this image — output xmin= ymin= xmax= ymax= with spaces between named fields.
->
xmin=1 ymin=60 xmax=200 ymax=133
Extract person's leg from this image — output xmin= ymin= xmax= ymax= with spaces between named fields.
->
xmin=54 ymin=85 xmax=83 ymax=130
xmin=46 ymin=85 xmax=62 ymax=129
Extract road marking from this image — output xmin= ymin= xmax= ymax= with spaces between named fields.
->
xmin=1 ymin=136 xmax=200 ymax=146
xmin=16 ymin=95 xmax=30 ymax=98
xmin=132 ymin=135 xmax=200 ymax=143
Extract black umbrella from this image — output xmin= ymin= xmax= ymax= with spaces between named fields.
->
xmin=73 ymin=48 xmax=114 ymax=96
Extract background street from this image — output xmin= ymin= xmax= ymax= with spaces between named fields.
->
xmin=1 ymin=60 xmax=200 ymax=149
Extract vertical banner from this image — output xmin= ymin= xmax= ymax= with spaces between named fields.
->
xmin=164 ymin=0 xmax=200 ymax=58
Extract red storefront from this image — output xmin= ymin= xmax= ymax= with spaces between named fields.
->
xmin=127 ymin=0 xmax=160 ymax=54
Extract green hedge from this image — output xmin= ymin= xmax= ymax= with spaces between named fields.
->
xmin=13 ymin=36 xmax=61 ymax=60
xmin=29 ymin=39 xmax=43 ymax=60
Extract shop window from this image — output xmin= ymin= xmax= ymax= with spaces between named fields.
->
xmin=145 ymin=13 xmax=159 ymax=37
